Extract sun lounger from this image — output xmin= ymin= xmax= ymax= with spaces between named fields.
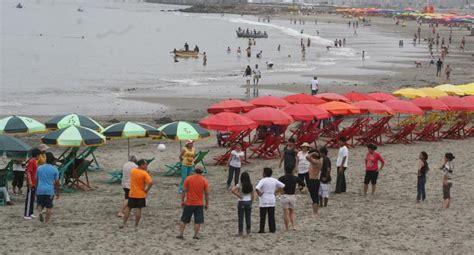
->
xmin=385 ymin=122 xmax=417 ymax=144
xmin=249 ymin=135 xmax=283 ymax=159
xmin=414 ymin=122 xmax=444 ymax=142
xmin=319 ymin=118 xmax=344 ymax=138
xmin=441 ymin=120 xmax=469 ymax=139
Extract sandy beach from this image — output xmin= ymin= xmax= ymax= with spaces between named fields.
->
xmin=1 ymin=3 xmax=474 ymax=254
xmin=1 ymin=115 xmax=473 ymax=254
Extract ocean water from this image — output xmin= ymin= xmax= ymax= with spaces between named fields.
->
xmin=0 ymin=0 xmax=426 ymax=115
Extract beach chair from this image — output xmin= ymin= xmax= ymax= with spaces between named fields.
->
xmin=193 ymin=150 xmax=209 ymax=174
xmin=163 ymin=161 xmax=182 ymax=176
xmin=107 ymin=170 xmax=122 ymax=184
xmin=441 ymin=120 xmax=469 ymax=140
xmin=249 ymin=135 xmax=283 ymax=159
xmin=368 ymin=116 xmax=392 ymax=134
xmin=466 ymin=125 xmax=474 ymax=137
xmin=395 ymin=115 xmax=418 ymax=129
xmin=355 ymin=124 xmax=385 ymax=146
xmin=319 ymin=118 xmax=344 ymax=138
xmin=385 ymin=123 xmax=417 ymax=144
xmin=324 ymin=125 xmax=358 ymax=148
xmin=413 ymin=122 xmax=444 ymax=142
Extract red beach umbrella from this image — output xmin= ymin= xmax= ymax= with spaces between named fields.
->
xmin=318 ymin=101 xmax=361 ymax=115
xmin=282 ymin=104 xmax=331 ymax=121
xmin=315 ymin=93 xmax=350 ymax=103
xmin=199 ymin=112 xmax=257 ymax=132
xmin=462 ymin=95 xmax=474 ymax=105
xmin=249 ymin=96 xmax=290 ymax=108
xmin=343 ymin=92 xmax=376 ymax=102
xmin=383 ymin=100 xmax=424 ymax=115
xmin=411 ymin=98 xmax=450 ymax=111
xmin=439 ymin=96 xmax=474 ymax=111
xmin=282 ymin=93 xmax=327 ymax=105
xmin=207 ymin=99 xmax=255 ymax=114
xmin=245 ymin=107 xmax=294 ymax=125
xmin=354 ymin=100 xmax=395 ymax=115
xmin=368 ymin=92 xmax=397 ymax=102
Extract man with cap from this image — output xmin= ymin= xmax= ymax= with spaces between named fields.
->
xmin=36 ymin=152 xmax=60 ymax=223
xmin=121 ymin=159 xmax=153 ymax=228
xmin=118 ymin=155 xmax=138 ymax=217
xmin=177 ymin=166 xmax=209 ymax=240
xmin=179 ymin=140 xmax=196 ymax=193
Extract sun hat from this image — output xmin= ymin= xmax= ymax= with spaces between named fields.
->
xmin=300 ymin=142 xmax=311 ymax=148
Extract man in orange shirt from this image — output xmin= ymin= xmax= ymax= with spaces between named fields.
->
xmin=177 ymin=167 xmax=209 ymax=240
xmin=121 ymin=159 xmax=153 ymax=228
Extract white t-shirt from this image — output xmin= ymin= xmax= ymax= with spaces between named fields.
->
xmin=297 ymin=151 xmax=310 ymax=174
xmin=336 ymin=146 xmax=349 ymax=167
xmin=229 ymin=150 xmax=245 ymax=168
xmin=13 ymin=163 xmax=25 ymax=172
xmin=122 ymin=161 xmax=138 ymax=189
xmin=255 ymin=177 xmax=285 ymax=207
xmin=311 ymin=79 xmax=319 ymax=91
xmin=237 ymin=183 xmax=252 ymax=202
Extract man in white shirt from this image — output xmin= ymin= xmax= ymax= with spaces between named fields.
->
xmin=311 ymin=76 xmax=319 ymax=95
xmin=335 ymin=137 xmax=349 ymax=194
xmin=256 ymin=167 xmax=285 ymax=233
xmin=118 ymin=155 xmax=138 ymax=217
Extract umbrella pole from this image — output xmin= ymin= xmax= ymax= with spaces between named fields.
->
xmin=128 ymin=138 xmax=130 ymax=159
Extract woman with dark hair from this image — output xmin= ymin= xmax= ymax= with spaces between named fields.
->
xmin=231 ymin=172 xmax=254 ymax=236
xmin=364 ymin=144 xmax=384 ymax=195
xmin=441 ymin=153 xmax=455 ymax=209
xmin=278 ymin=165 xmax=305 ymax=231
xmin=416 ymin=151 xmax=429 ymax=203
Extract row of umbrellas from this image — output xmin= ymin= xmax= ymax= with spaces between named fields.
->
xmin=199 ymin=91 xmax=474 ymax=132
xmin=1 ymin=114 xmax=211 ymax=158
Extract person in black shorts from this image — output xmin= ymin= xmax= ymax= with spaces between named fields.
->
xmin=363 ymin=144 xmax=385 ymax=195
xmin=306 ymin=150 xmax=322 ymax=216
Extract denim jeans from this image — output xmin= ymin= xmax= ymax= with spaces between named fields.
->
xmin=417 ymin=176 xmax=426 ymax=201
xmin=238 ymin=201 xmax=252 ymax=234
xmin=227 ymin=166 xmax=241 ymax=187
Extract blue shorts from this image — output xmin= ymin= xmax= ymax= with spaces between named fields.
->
xmin=37 ymin=195 xmax=54 ymax=209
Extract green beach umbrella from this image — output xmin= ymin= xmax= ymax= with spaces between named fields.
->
xmin=102 ymin=122 xmax=161 ymax=138
xmin=0 ymin=135 xmax=32 ymax=158
xmin=41 ymin=126 xmax=106 ymax=147
xmin=158 ymin=121 xmax=210 ymax=141
xmin=45 ymin=114 xmax=104 ymax=132
xmin=102 ymin=122 xmax=161 ymax=157
xmin=0 ymin=116 xmax=46 ymax=134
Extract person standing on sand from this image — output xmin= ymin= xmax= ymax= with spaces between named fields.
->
xmin=279 ymin=138 xmax=297 ymax=174
xmin=296 ymin=143 xmax=311 ymax=187
xmin=24 ymin=148 xmax=40 ymax=220
xmin=335 ymin=136 xmax=348 ymax=194
xmin=319 ymin=147 xmax=331 ymax=208
xmin=35 ymin=152 xmax=59 ymax=223
xmin=121 ymin=159 xmax=153 ymax=228
xmin=416 ymin=151 xmax=429 ymax=203
xmin=278 ymin=165 xmax=305 ymax=231
xmin=226 ymin=144 xmax=244 ymax=190
xmin=37 ymin=144 xmax=49 ymax=166
xmin=436 ymin=58 xmax=443 ymax=77
xmin=445 ymin=64 xmax=452 ymax=81
xmin=441 ymin=153 xmax=455 ymax=209
xmin=118 ymin=155 xmax=137 ymax=217
xmin=177 ymin=167 xmax=209 ymax=239
xmin=310 ymin=76 xmax=319 ymax=95
xmin=179 ymin=140 xmax=196 ymax=193
xmin=306 ymin=150 xmax=322 ymax=216
xmin=363 ymin=144 xmax=384 ymax=195
xmin=231 ymin=171 xmax=254 ymax=237
xmin=255 ymin=167 xmax=285 ymax=233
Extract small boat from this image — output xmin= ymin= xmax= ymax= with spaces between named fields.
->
xmin=173 ymin=50 xmax=199 ymax=58
xmin=236 ymin=31 xmax=268 ymax=38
